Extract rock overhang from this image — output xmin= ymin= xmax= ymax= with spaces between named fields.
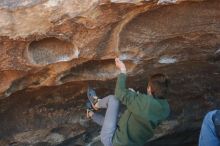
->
xmin=0 ymin=0 xmax=219 ymax=145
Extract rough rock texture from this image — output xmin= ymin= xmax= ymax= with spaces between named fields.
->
xmin=0 ymin=0 xmax=220 ymax=145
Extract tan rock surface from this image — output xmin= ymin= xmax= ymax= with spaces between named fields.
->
xmin=0 ymin=0 xmax=219 ymax=145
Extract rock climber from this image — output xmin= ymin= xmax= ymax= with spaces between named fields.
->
xmin=86 ymin=57 xmax=170 ymax=146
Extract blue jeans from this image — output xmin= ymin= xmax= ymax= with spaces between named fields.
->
xmin=91 ymin=95 xmax=120 ymax=146
xmin=199 ymin=110 xmax=220 ymax=146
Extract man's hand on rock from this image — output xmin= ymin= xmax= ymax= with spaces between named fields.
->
xmin=115 ymin=58 xmax=126 ymax=74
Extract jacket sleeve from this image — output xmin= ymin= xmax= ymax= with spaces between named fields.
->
xmin=115 ymin=73 xmax=152 ymax=115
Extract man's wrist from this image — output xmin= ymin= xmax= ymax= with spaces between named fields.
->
xmin=120 ymin=68 xmax=126 ymax=74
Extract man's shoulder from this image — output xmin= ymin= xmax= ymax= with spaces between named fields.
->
xmin=135 ymin=93 xmax=158 ymax=105
xmin=138 ymin=93 xmax=155 ymax=100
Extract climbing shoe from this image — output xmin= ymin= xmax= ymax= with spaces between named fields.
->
xmin=87 ymin=87 xmax=99 ymax=110
xmin=86 ymin=100 xmax=93 ymax=110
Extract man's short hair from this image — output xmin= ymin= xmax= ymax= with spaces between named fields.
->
xmin=148 ymin=73 xmax=169 ymax=99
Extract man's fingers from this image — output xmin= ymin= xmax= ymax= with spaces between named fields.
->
xmin=116 ymin=58 xmax=122 ymax=64
xmin=115 ymin=58 xmax=118 ymax=61
xmin=115 ymin=58 xmax=121 ymax=66
xmin=115 ymin=58 xmax=118 ymax=64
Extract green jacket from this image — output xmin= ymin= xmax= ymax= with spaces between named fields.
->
xmin=112 ymin=73 xmax=170 ymax=146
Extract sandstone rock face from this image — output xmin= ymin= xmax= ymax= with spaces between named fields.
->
xmin=0 ymin=0 xmax=219 ymax=145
